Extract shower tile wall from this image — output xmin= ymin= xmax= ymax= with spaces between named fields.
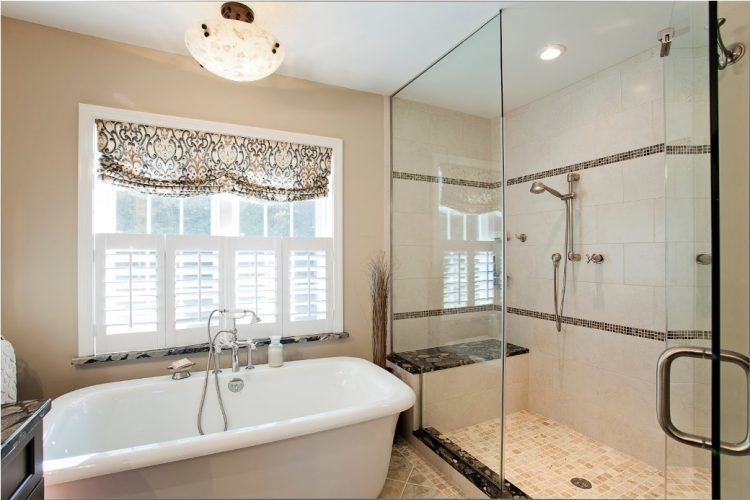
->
xmin=392 ymin=98 xmax=502 ymax=353
xmin=504 ymin=47 xmax=671 ymax=468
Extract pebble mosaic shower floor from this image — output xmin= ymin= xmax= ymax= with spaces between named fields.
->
xmin=444 ymin=410 xmax=711 ymax=499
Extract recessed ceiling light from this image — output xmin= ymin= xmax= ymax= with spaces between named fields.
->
xmin=538 ymin=44 xmax=566 ymax=61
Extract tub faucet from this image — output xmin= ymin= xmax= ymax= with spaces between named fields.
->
xmin=211 ymin=309 xmax=262 ymax=373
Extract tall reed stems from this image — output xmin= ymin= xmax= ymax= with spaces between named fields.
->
xmin=368 ymin=253 xmax=391 ymax=368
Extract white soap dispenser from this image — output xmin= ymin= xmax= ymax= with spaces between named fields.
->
xmin=268 ymin=336 xmax=284 ymax=367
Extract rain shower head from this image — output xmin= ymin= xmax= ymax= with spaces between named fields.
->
xmin=529 ymin=181 xmax=565 ymax=199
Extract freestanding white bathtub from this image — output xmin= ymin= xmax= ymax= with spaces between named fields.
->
xmin=43 ymin=357 xmax=415 ymax=499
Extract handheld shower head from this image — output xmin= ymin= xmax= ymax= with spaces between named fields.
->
xmin=529 ymin=181 xmax=565 ymax=199
xmin=530 ymin=181 xmax=546 ymax=194
xmin=220 ymin=308 xmax=262 ymax=323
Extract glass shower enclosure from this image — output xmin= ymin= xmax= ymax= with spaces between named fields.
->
xmin=389 ymin=3 xmax=749 ymax=498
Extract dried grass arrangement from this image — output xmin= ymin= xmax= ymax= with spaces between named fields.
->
xmin=368 ymin=253 xmax=391 ymax=368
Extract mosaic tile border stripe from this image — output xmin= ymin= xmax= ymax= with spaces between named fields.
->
xmin=508 ymin=307 xmax=714 ymax=341
xmin=72 ymin=331 xmax=350 ymax=366
xmin=507 ymin=306 xmax=665 ymax=341
xmin=505 ymin=143 xmax=710 ymax=186
xmin=393 ymin=304 xmax=501 ymax=321
xmin=667 ymin=330 xmax=713 ymax=340
xmin=414 ymin=428 xmax=528 ymax=499
xmin=506 ymin=144 xmax=665 ymax=186
xmin=666 ymin=144 xmax=711 ymax=155
xmin=394 ymin=144 xmax=710 ymax=189
xmin=392 ymin=171 xmax=502 ymax=189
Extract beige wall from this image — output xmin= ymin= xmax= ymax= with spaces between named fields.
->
xmin=1 ymin=18 xmax=386 ymax=399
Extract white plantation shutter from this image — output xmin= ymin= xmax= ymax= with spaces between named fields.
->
xmin=443 ymin=250 xmax=468 ymax=308
xmin=165 ymin=236 xmax=225 ymax=346
xmin=91 ymin=233 xmax=340 ymax=353
xmin=473 ymin=251 xmax=495 ymax=306
xmin=94 ymin=234 xmax=164 ymax=353
xmin=226 ymin=237 xmax=283 ymax=338
xmin=283 ymin=238 xmax=335 ymax=334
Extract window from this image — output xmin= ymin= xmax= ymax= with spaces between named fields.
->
xmin=473 ymin=251 xmax=495 ymax=306
xmin=442 ymin=247 xmax=497 ymax=310
xmin=443 ymin=251 xmax=468 ymax=308
xmin=78 ymin=105 xmax=342 ymax=355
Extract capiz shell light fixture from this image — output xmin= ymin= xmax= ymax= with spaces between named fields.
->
xmin=185 ymin=2 xmax=284 ymax=82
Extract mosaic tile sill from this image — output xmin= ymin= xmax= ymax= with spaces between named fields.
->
xmin=394 ymin=304 xmax=501 ymax=321
xmin=387 ymin=339 xmax=528 ymax=375
xmin=72 ymin=331 xmax=350 ymax=366
xmin=1 ymin=398 xmax=51 ymax=461
xmin=414 ymin=428 xmax=528 ymax=499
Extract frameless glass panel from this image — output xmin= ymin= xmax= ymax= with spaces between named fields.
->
xmin=664 ymin=3 xmax=713 ymax=498
xmin=501 ymin=2 xmax=676 ymax=498
xmin=391 ymin=12 xmax=504 ymax=496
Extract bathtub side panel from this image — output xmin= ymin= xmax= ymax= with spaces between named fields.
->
xmin=45 ymin=415 xmax=398 ymax=499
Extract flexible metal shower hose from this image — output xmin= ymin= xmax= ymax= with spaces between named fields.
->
xmin=197 ymin=309 xmax=229 ymax=435
xmin=553 ymin=207 xmax=571 ymax=332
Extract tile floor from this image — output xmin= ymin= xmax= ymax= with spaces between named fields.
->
xmin=444 ymin=410 xmax=711 ymax=499
xmin=379 ymin=437 xmax=464 ymax=499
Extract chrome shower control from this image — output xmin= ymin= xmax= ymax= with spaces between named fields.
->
xmin=586 ymin=253 xmax=604 ymax=264
xmin=696 ymin=253 xmax=712 ymax=265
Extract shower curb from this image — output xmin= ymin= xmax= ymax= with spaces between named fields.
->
xmin=414 ymin=427 xmax=529 ymax=499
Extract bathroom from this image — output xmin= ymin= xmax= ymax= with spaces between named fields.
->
xmin=0 ymin=1 xmax=748 ymax=499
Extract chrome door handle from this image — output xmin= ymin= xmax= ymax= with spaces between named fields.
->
xmin=657 ymin=346 xmax=750 ymax=455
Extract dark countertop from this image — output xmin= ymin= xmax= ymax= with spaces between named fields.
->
xmin=1 ymin=398 xmax=51 ymax=461
xmin=387 ymin=338 xmax=529 ymax=374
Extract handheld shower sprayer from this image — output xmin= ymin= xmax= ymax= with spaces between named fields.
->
xmin=529 ymin=174 xmax=581 ymax=332
xmin=197 ymin=308 xmax=262 ymax=435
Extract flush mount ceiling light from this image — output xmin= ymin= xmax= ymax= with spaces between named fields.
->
xmin=185 ymin=2 xmax=284 ymax=82
xmin=538 ymin=44 xmax=566 ymax=61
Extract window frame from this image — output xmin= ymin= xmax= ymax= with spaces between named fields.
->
xmin=78 ymin=104 xmax=343 ymax=356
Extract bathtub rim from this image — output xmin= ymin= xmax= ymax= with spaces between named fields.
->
xmin=43 ymin=356 xmax=415 ymax=486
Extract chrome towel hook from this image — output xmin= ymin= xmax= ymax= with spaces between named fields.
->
xmin=718 ymin=18 xmax=745 ymax=70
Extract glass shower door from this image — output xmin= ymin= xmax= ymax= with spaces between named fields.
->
xmin=662 ymin=3 xmax=713 ymax=498
xmin=662 ymin=3 xmax=750 ymax=499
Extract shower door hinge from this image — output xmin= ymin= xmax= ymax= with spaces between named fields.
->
xmin=658 ymin=28 xmax=675 ymax=58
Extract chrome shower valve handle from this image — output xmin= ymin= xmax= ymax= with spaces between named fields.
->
xmin=586 ymin=253 xmax=604 ymax=264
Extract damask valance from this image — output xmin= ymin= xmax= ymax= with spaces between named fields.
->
xmin=96 ymin=119 xmax=332 ymax=201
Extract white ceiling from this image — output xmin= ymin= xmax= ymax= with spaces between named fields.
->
xmin=397 ymin=1 xmax=673 ymax=116
xmin=500 ymin=2 xmax=673 ymax=111
xmin=0 ymin=1 xmax=502 ymax=96
xmin=2 ymin=1 xmax=674 ymax=114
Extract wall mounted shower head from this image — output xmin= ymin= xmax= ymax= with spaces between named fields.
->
xmin=529 ymin=181 xmax=565 ymax=199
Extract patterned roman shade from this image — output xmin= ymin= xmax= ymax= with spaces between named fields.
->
xmin=96 ymin=119 xmax=332 ymax=201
